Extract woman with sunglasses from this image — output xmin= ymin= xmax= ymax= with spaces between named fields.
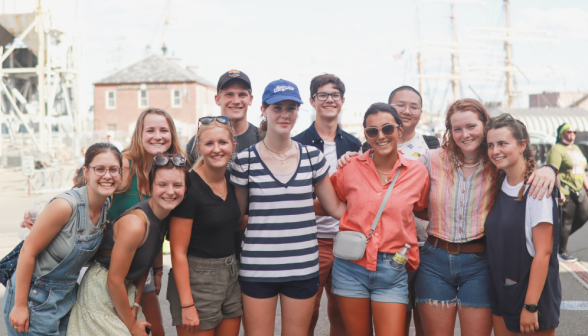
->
xmin=167 ymin=116 xmax=244 ymax=336
xmin=337 ymin=99 xmax=557 ymax=335
xmin=546 ymin=123 xmax=588 ymax=262
xmin=230 ymin=79 xmax=347 ymax=336
xmin=67 ymin=154 xmax=190 ymax=336
xmin=4 ymin=143 xmax=122 ymax=335
xmin=316 ymin=103 xmax=430 ymax=336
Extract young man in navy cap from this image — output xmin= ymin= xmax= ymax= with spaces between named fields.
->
xmin=186 ymin=69 xmax=263 ymax=164
xmin=293 ymin=74 xmax=361 ymax=336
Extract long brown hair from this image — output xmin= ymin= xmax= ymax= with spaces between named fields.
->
xmin=120 ymin=108 xmax=185 ymax=198
xmin=441 ymin=99 xmax=495 ymax=180
xmin=487 ymin=114 xmax=536 ymax=209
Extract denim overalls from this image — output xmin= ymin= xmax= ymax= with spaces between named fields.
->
xmin=3 ymin=189 xmax=108 ymax=336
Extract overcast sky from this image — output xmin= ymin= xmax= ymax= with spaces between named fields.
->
xmin=75 ymin=0 xmax=588 ymax=128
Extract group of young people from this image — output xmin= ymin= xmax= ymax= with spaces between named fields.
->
xmin=2 ymin=69 xmax=565 ymax=336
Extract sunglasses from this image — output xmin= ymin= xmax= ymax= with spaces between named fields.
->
xmin=153 ymin=153 xmax=187 ymax=167
xmin=365 ymin=124 xmax=399 ymax=139
xmin=198 ymin=116 xmax=231 ymax=128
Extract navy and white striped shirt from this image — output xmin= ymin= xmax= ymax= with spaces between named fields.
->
xmin=230 ymin=142 xmax=329 ymax=282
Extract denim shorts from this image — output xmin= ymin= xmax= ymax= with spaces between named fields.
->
xmin=415 ymin=240 xmax=492 ymax=308
xmin=332 ymin=253 xmax=408 ymax=304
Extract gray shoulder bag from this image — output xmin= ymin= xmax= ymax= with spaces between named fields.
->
xmin=333 ymin=167 xmax=402 ymax=261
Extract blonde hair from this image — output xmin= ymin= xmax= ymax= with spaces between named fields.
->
xmin=120 ymin=108 xmax=185 ymax=198
xmin=192 ymin=120 xmax=236 ymax=170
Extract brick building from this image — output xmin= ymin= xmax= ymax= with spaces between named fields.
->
xmin=94 ymin=54 xmax=217 ymax=142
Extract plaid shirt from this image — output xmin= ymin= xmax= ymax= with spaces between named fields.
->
xmin=420 ymin=148 xmax=493 ymax=243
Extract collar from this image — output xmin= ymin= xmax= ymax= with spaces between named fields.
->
xmin=357 ymin=149 xmax=408 ymax=168
xmin=308 ymin=121 xmax=343 ymax=145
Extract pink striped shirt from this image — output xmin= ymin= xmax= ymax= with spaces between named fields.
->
xmin=420 ymin=148 xmax=493 ymax=243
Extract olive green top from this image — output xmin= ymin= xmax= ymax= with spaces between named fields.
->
xmin=107 ymin=159 xmax=149 ymax=222
xmin=546 ymin=143 xmax=587 ymax=195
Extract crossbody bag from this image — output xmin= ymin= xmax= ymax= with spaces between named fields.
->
xmin=333 ymin=167 xmax=401 ymax=261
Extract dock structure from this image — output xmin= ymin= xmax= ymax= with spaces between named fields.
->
xmin=0 ymin=0 xmax=82 ymax=167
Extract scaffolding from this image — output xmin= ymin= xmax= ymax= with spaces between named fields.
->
xmin=0 ymin=0 xmax=81 ymax=167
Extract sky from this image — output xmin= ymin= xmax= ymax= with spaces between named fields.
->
xmin=67 ymin=0 xmax=588 ymax=129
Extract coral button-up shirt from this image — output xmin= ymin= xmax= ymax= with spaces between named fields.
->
xmin=331 ymin=151 xmax=430 ymax=272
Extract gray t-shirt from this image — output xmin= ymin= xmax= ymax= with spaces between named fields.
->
xmin=34 ymin=186 xmax=106 ymax=277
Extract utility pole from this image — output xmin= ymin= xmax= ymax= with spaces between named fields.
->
xmin=504 ymin=0 xmax=514 ymax=108
xmin=417 ymin=1 xmax=424 ymax=95
xmin=37 ymin=0 xmax=45 ymax=152
xmin=450 ymin=3 xmax=459 ymax=101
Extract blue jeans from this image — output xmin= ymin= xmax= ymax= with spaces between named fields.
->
xmin=415 ymin=239 xmax=492 ymax=308
xmin=332 ymin=253 xmax=408 ymax=304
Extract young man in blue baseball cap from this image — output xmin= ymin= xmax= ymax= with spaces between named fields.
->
xmin=292 ymin=73 xmax=360 ymax=336
xmin=230 ymin=79 xmax=348 ymax=336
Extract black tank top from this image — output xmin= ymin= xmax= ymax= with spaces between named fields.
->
xmin=485 ymin=187 xmax=561 ymax=332
xmin=97 ymin=199 xmax=168 ymax=280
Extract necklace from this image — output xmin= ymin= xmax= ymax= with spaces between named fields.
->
xmin=371 ymin=153 xmax=392 ymax=183
xmin=459 ymin=160 xmax=481 ymax=168
xmin=464 ymin=154 xmax=481 ymax=161
xmin=263 ymin=140 xmax=294 ymax=164
xmin=201 ymin=166 xmax=226 ymax=199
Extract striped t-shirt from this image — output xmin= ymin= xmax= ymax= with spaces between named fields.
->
xmin=230 ymin=142 xmax=329 ymax=282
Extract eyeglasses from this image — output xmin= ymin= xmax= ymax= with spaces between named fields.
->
xmin=89 ymin=166 xmax=122 ymax=177
xmin=565 ymin=130 xmax=577 ymax=135
xmin=199 ymin=116 xmax=231 ymax=128
xmin=365 ymin=124 xmax=399 ymax=139
xmin=153 ymin=153 xmax=187 ymax=167
xmin=390 ymin=103 xmax=422 ymax=115
xmin=312 ymin=92 xmax=343 ymax=101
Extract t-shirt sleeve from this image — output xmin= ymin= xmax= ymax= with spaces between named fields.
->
xmin=545 ymin=146 xmax=562 ymax=169
xmin=309 ymin=147 xmax=329 ymax=186
xmin=330 ymin=168 xmax=347 ymax=202
xmin=527 ymin=195 xmax=554 ymax=228
xmin=171 ymin=187 xmax=197 ymax=220
xmin=230 ymin=148 xmax=251 ymax=189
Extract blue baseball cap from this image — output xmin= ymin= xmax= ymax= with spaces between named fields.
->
xmin=262 ymin=79 xmax=304 ymax=105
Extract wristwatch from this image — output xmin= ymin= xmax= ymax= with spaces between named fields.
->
xmin=523 ymin=303 xmax=539 ymax=313
xmin=542 ymin=164 xmax=559 ymax=176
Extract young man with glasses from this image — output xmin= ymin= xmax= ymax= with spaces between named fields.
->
xmin=186 ymin=70 xmax=262 ymax=164
xmin=292 ymin=74 xmax=361 ymax=336
xmin=388 ymin=86 xmax=439 ymax=336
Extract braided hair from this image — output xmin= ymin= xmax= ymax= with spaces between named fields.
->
xmin=487 ymin=113 xmax=537 ymax=208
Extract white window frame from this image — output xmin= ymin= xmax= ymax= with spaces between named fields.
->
xmin=171 ymin=89 xmax=182 ymax=108
xmin=106 ymin=90 xmax=116 ymax=109
xmin=138 ymin=89 xmax=149 ymax=108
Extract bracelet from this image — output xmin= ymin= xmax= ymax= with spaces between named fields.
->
xmin=154 ymin=273 xmax=163 ymax=277
xmin=153 ymin=266 xmax=163 ymax=271
xmin=181 ymin=304 xmax=194 ymax=309
xmin=132 ymin=302 xmax=141 ymax=309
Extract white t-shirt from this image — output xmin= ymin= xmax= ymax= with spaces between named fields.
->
xmin=316 ymin=140 xmax=340 ymax=238
xmin=501 ymin=179 xmax=554 ymax=257
xmin=398 ymin=133 xmax=430 ymax=245
xmin=398 ymin=133 xmax=429 ymax=161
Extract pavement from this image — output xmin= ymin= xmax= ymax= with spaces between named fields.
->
xmin=0 ymin=169 xmax=587 ymax=335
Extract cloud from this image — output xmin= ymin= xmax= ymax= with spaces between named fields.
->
xmin=517 ymin=7 xmax=588 ymax=40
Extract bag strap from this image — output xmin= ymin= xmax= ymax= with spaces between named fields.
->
xmin=367 ymin=167 xmax=402 ymax=241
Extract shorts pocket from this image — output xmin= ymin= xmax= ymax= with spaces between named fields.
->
xmin=66 ymin=244 xmax=100 ymax=276
xmin=28 ymin=285 xmax=52 ymax=312
xmin=3 ymin=280 xmax=13 ymax=316
xmin=500 ymin=281 xmax=525 ymax=316
xmin=472 ymin=250 xmax=488 ymax=259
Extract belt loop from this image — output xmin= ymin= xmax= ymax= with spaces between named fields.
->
xmin=433 ymin=238 xmax=439 ymax=249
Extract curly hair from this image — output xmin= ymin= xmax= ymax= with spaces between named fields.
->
xmin=486 ymin=113 xmax=536 ymax=209
xmin=441 ymin=99 xmax=495 ymax=183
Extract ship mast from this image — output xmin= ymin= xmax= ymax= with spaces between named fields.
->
xmin=504 ymin=0 xmax=514 ymax=107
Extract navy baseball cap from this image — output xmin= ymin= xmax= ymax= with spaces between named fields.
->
xmin=262 ymin=79 xmax=304 ymax=105
xmin=217 ymin=70 xmax=251 ymax=93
